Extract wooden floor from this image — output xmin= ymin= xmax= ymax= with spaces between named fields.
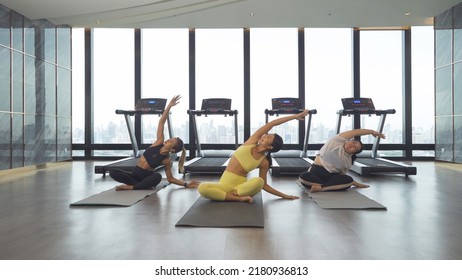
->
xmin=1 ymin=160 xmax=462 ymax=260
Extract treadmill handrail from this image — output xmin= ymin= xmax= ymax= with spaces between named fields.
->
xmin=265 ymin=108 xmax=317 ymax=115
xmin=336 ymin=108 xmax=394 ymax=158
xmin=187 ymin=109 xmax=238 ymax=116
xmin=188 ymin=108 xmax=239 ymax=156
xmin=264 ymin=108 xmax=317 ymax=158
xmin=115 ymin=109 xmax=172 ymax=157
xmin=115 ymin=109 xmax=165 ymax=116
xmin=337 ymin=109 xmax=396 ymax=116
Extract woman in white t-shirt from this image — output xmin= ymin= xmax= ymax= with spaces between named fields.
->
xmin=299 ymin=129 xmax=385 ymax=192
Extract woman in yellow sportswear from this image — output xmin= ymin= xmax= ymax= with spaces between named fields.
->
xmin=197 ymin=109 xmax=309 ymax=203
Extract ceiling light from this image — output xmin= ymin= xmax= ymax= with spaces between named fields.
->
xmin=250 ymin=13 xmax=255 ymax=16
xmin=404 ymin=11 xmax=411 ymax=16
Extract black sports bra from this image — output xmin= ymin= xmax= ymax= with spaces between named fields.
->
xmin=143 ymin=144 xmax=169 ymax=169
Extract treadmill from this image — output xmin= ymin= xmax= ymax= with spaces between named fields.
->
xmin=94 ymin=98 xmax=172 ymax=175
xmin=336 ymin=97 xmax=417 ymax=176
xmin=265 ymin=97 xmax=317 ymax=176
xmin=182 ymin=98 xmax=238 ymax=174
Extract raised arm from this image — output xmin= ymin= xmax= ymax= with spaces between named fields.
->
xmin=153 ymin=95 xmax=181 ymax=146
xmin=244 ymin=109 xmax=309 ymax=145
xmin=338 ymin=128 xmax=385 ymax=140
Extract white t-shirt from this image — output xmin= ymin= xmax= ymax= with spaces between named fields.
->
xmin=318 ymin=135 xmax=352 ymax=174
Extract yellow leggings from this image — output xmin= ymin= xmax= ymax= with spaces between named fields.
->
xmin=198 ymin=171 xmax=265 ymax=201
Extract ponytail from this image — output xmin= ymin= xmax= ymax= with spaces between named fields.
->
xmin=178 ymin=147 xmax=186 ymax=174
xmin=266 ymin=152 xmax=273 ymax=167
xmin=266 ymin=133 xmax=283 ymax=167
xmin=173 ymin=137 xmax=186 ymax=174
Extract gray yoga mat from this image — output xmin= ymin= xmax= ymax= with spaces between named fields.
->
xmin=70 ymin=180 xmax=169 ymax=207
xmin=297 ymin=181 xmax=386 ymax=210
xmin=175 ymin=192 xmax=264 ymax=227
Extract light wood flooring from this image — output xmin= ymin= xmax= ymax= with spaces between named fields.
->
xmin=1 ymin=160 xmax=462 ymax=260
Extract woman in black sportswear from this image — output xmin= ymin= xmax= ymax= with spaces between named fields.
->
xmin=110 ymin=95 xmax=199 ymax=191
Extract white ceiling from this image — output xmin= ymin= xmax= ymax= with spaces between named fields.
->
xmin=1 ymin=0 xmax=460 ymax=28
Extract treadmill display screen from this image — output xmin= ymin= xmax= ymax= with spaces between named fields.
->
xmin=135 ymin=98 xmax=167 ymax=111
xmin=201 ymin=98 xmax=232 ymax=111
xmin=272 ymin=98 xmax=301 ymax=111
xmin=341 ymin=98 xmax=375 ymax=111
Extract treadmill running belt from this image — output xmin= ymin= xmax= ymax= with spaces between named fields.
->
xmin=351 ymin=157 xmax=417 ymax=176
xmin=356 ymin=158 xmax=398 ymax=167
xmin=184 ymin=157 xmax=229 ymax=174
xmin=109 ymin=157 xmax=139 ymax=168
xmin=274 ymin=158 xmax=311 ymax=168
xmin=189 ymin=158 xmax=228 ymax=167
xmin=94 ymin=157 xmax=140 ymax=175
xmin=271 ymin=158 xmax=312 ymax=176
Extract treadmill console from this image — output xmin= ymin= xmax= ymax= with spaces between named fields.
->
xmin=341 ymin=98 xmax=375 ymax=111
xmin=189 ymin=98 xmax=236 ymax=116
xmin=339 ymin=98 xmax=395 ymax=116
xmin=272 ymin=97 xmax=301 ymax=111
xmin=265 ymin=97 xmax=304 ymax=115
xmin=135 ymin=98 xmax=167 ymax=112
xmin=201 ymin=98 xmax=232 ymax=111
xmin=115 ymin=98 xmax=167 ymax=116
xmin=265 ymin=97 xmax=316 ymax=124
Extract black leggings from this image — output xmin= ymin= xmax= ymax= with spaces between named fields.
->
xmin=109 ymin=166 xmax=162 ymax=190
xmin=299 ymin=164 xmax=353 ymax=191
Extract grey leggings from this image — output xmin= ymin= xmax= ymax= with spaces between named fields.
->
xmin=109 ymin=166 xmax=162 ymax=190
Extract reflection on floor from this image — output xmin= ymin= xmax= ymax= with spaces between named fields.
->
xmin=1 ymin=160 xmax=461 ymax=260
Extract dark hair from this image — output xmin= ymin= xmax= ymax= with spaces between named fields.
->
xmin=351 ymin=140 xmax=364 ymax=163
xmin=355 ymin=140 xmax=364 ymax=154
xmin=266 ymin=133 xmax=283 ymax=167
xmin=173 ymin=137 xmax=184 ymax=153
xmin=174 ymin=137 xmax=187 ymax=174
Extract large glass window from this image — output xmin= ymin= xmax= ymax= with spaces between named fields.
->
xmin=360 ymin=30 xmax=404 ymax=145
xmin=305 ymin=28 xmax=353 ymax=146
xmin=92 ymin=29 xmax=134 ymax=154
xmin=411 ymin=26 xmax=435 ymax=148
xmin=0 ymin=47 xmax=10 ymax=112
xmin=141 ymin=29 xmax=189 ymax=144
xmin=0 ymin=7 xmax=10 ymax=47
xmin=70 ymin=27 xmax=435 ymax=159
xmin=250 ymin=28 xmax=298 ymax=144
xmin=195 ymin=28 xmax=244 ymax=144
xmin=71 ymin=28 xmax=85 ymax=146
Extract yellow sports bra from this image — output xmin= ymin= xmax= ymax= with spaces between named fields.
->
xmin=233 ymin=144 xmax=265 ymax=172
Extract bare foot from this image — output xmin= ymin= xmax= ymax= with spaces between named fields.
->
xmin=115 ymin=185 xmax=134 ymax=191
xmin=310 ymin=185 xmax=323 ymax=193
xmin=226 ymin=191 xmax=254 ymax=203
xmin=238 ymin=196 xmax=254 ymax=203
xmin=352 ymin=180 xmax=369 ymax=188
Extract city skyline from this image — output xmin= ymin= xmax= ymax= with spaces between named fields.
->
xmin=73 ymin=115 xmax=435 ymax=157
